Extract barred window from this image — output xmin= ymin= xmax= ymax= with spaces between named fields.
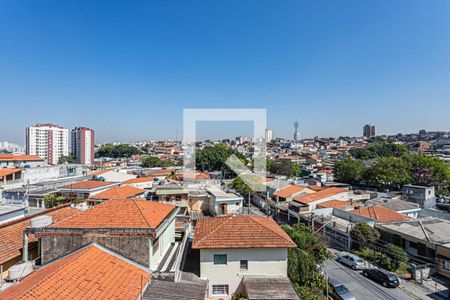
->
xmin=212 ymin=285 xmax=229 ymax=295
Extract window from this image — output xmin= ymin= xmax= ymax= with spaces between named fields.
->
xmin=240 ymin=260 xmax=248 ymax=270
xmin=212 ymin=285 xmax=229 ymax=296
xmin=214 ymin=254 xmax=227 ymax=265
xmin=444 ymin=260 xmax=450 ymax=271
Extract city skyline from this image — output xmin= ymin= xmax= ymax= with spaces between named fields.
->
xmin=1 ymin=1 xmax=450 ymax=143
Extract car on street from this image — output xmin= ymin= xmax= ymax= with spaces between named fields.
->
xmin=329 ymin=279 xmax=356 ymax=300
xmin=362 ymin=268 xmax=400 ymax=288
xmin=337 ymin=254 xmax=365 ymax=270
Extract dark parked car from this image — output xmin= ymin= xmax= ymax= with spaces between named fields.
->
xmin=362 ymin=268 xmax=399 ymax=288
xmin=329 ymin=279 xmax=356 ymax=300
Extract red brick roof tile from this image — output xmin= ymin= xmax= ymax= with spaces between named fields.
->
xmin=192 ymin=215 xmax=296 ymax=249
xmin=52 ymin=199 xmax=176 ymax=229
xmin=0 ymin=168 xmax=22 ymax=177
xmin=0 ymin=244 xmax=150 ymax=300
xmin=352 ymin=206 xmax=411 ymax=223
xmin=89 ymin=186 xmax=145 ymax=200
xmin=293 ymin=187 xmax=348 ymax=205
xmin=58 ymin=180 xmax=116 ymax=190
xmin=317 ymin=200 xmax=350 ymax=209
xmin=123 ymin=176 xmax=155 ymax=184
xmin=273 ymin=185 xmax=306 ymax=198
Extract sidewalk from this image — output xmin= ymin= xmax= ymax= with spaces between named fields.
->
xmin=400 ymin=276 xmax=449 ymax=300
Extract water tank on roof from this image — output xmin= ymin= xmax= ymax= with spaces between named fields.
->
xmin=8 ymin=261 xmax=34 ymax=281
xmin=30 ymin=215 xmax=52 ymax=228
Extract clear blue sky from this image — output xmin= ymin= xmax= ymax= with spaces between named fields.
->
xmin=1 ymin=0 xmax=449 ymax=144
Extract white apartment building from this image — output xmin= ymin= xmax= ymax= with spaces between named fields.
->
xmin=26 ymin=124 xmax=69 ymax=165
xmin=71 ymin=127 xmax=95 ymax=165
xmin=265 ymin=128 xmax=273 ymax=142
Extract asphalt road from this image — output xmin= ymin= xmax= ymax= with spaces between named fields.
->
xmin=324 ymin=259 xmax=415 ymax=300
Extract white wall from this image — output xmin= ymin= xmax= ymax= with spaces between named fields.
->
xmin=200 ymin=248 xmax=288 ymax=299
xmin=150 ymin=217 xmax=176 ymax=270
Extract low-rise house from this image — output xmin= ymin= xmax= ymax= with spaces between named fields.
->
xmin=288 ymin=187 xmax=349 ymax=218
xmin=437 ymin=243 xmax=450 ymax=280
xmin=90 ymin=169 xmax=137 ymax=182
xmin=368 ymin=198 xmax=421 ymax=218
xmin=377 ymin=217 xmax=450 ymax=266
xmin=0 ymin=205 xmax=80 ymax=279
xmin=0 ymin=244 xmax=150 ymax=300
xmin=207 ymin=185 xmax=243 ymax=215
xmin=0 ymin=154 xmax=46 ymax=168
xmin=0 ymin=168 xmax=22 ymax=186
xmin=57 ymin=180 xmax=120 ymax=200
xmin=351 ymin=206 xmax=411 ymax=223
xmin=88 ymin=185 xmax=146 ymax=205
xmin=402 ymin=184 xmax=436 ymax=209
xmin=192 ymin=215 xmax=298 ymax=299
xmin=123 ymin=176 xmax=155 ymax=189
xmin=33 ymin=199 xmax=178 ymax=272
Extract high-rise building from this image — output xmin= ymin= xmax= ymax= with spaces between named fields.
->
xmin=26 ymin=123 xmax=69 ymax=165
xmin=293 ymin=121 xmax=300 ymax=141
xmin=265 ymin=129 xmax=273 ymax=142
xmin=363 ymin=124 xmax=376 ymax=138
xmin=71 ymin=127 xmax=95 ymax=165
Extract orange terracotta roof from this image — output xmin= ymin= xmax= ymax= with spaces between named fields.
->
xmin=0 ymin=168 xmax=22 ymax=177
xmin=147 ymin=169 xmax=173 ymax=176
xmin=58 ymin=180 xmax=116 ymax=190
xmin=0 ymin=244 xmax=150 ymax=300
xmin=273 ymin=185 xmax=306 ymax=198
xmin=308 ymin=185 xmax=323 ymax=191
xmin=0 ymin=154 xmax=43 ymax=161
xmin=123 ymin=176 xmax=155 ymax=184
xmin=90 ymin=186 xmax=145 ymax=200
xmin=293 ymin=187 xmax=348 ymax=205
xmin=317 ymin=200 xmax=349 ymax=209
xmin=352 ymin=206 xmax=411 ymax=223
xmin=0 ymin=206 xmax=80 ymax=265
xmin=52 ymin=199 xmax=176 ymax=229
xmin=192 ymin=215 xmax=296 ymax=249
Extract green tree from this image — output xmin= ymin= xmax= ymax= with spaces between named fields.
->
xmin=269 ymin=159 xmax=296 ymax=177
xmin=334 ymin=158 xmax=366 ymax=184
xmin=141 ymin=156 xmax=161 ymax=168
xmin=350 ymin=142 xmax=408 ymax=159
xmin=58 ymin=155 xmax=75 ymax=164
xmin=387 ymin=244 xmax=408 ymax=270
xmin=43 ymin=194 xmax=66 ymax=208
xmin=350 ymin=223 xmax=380 ymax=249
xmin=283 ymin=224 xmax=330 ymax=297
xmin=195 ymin=144 xmax=246 ymax=172
xmin=402 ymin=154 xmax=450 ymax=195
xmin=95 ymin=144 xmax=141 ymax=158
xmin=363 ymin=157 xmax=411 ymax=188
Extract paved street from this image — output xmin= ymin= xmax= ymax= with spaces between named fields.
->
xmin=324 ymin=259 xmax=416 ymax=300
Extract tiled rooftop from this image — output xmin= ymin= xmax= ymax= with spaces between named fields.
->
xmin=0 ymin=244 xmax=150 ymax=300
xmin=123 ymin=176 xmax=155 ymax=184
xmin=58 ymin=180 xmax=117 ymax=190
xmin=0 ymin=206 xmax=80 ymax=265
xmin=192 ymin=215 xmax=296 ymax=249
xmin=0 ymin=168 xmax=22 ymax=177
xmin=293 ymin=187 xmax=348 ymax=204
xmin=352 ymin=205 xmax=411 ymax=223
xmin=273 ymin=185 xmax=305 ymax=198
xmin=52 ymin=199 xmax=176 ymax=229
xmin=89 ymin=186 xmax=145 ymax=200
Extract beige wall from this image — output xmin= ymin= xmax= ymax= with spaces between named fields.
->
xmin=200 ymin=248 xmax=288 ymax=299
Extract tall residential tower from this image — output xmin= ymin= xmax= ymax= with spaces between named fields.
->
xmin=71 ymin=127 xmax=95 ymax=165
xmin=26 ymin=123 xmax=69 ymax=165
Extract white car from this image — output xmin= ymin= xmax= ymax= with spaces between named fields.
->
xmin=337 ymin=254 xmax=365 ymax=270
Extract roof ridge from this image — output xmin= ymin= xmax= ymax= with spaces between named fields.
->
xmin=132 ymin=199 xmax=153 ymax=228
xmin=248 ymin=215 xmax=294 ymax=245
xmin=195 ymin=216 xmax=232 ymax=246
